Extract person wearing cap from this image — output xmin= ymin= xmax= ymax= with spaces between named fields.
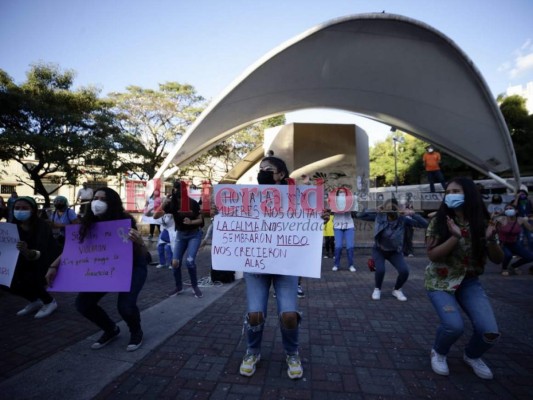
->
xmin=423 ymin=146 xmax=446 ymax=193
xmin=49 ymin=195 xmax=80 ymax=249
xmin=9 ymin=196 xmax=61 ymax=318
xmin=511 ymin=184 xmax=533 ymax=251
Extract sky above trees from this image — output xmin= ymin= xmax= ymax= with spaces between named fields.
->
xmin=1 ymin=0 xmax=532 ymax=145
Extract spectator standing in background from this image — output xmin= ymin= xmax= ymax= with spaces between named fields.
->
xmin=76 ymin=183 xmax=93 ymax=216
xmin=423 ymin=146 xmax=446 ymax=193
xmin=7 ymin=191 xmax=19 ymax=222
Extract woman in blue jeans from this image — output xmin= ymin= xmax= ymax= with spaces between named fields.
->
xmin=425 ymin=177 xmax=503 ymax=380
xmin=154 ymin=180 xmax=204 ymax=298
xmin=47 ymin=187 xmax=149 ymax=352
xmin=496 ymin=203 xmax=533 ymax=275
xmin=239 ymin=155 xmax=303 ymax=380
xmin=356 ymin=199 xmax=428 ymax=301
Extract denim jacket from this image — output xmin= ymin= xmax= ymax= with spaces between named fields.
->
xmin=356 ymin=211 xmax=428 ymax=252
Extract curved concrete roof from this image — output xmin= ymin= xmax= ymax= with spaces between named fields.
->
xmin=155 ymin=13 xmax=520 ymax=187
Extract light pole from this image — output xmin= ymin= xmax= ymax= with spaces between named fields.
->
xmin=392 ymin=131 xmax=405 ymax=192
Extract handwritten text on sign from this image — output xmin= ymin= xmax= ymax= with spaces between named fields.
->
xmin=0 ymin=223 xmax=20 ymax=288
xmin=52 ymin=219 xmax=133 ymax=292
xmin=212 ymin=185 xmax=323 ymax=278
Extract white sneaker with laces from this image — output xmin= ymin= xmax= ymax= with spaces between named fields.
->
xmin=463 ymin=353 xmax=493 ymax=379
xmin=240 ymin=353 xmax=261 ymax=377
xmin=34 ymin=299 xmax=58 ymax=319
xmin=16 ymin=300 xmax=43 ymax=316
xmin=392 ymin=289 xmax=407 ymax=301
xmin=286 ymin=354 xmax=303 ymax=379
xmin=349 ymin=265 xmax=356 ymax=272
xmin=430 ymin=349 xmax=449 ymax=376
xmin=371 ymin=288 xmax=381 ymax=300
xmin=332 ymin=266 xmax=338 ymax=271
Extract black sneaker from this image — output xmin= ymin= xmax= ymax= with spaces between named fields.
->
xmin=91 ymin=326 xmax=120 ymax=350
xmin=192 ymin=286 xmax=203 ymax=298
xmin=126 ymin=330 xmax=143 ymax=352
xmin=297 ymin=285 xmax=305 ymax=298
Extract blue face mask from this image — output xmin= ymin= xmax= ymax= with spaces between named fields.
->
xmin=14 ymin=210 xmax=32 ymax=221
xmin=504 ymin=209 xmax=516 ymax=217
xmin=445 ymin=193 xmax=464 ymax=209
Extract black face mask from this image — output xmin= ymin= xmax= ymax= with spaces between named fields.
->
xmin=387 ymin=212 xmax=398 ymax=220
xmin=55 ymin=204 xmax=66 ymax=211
xmin=257 ymin=170 xmax=276 ymax=184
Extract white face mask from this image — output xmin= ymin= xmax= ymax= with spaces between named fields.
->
xmin=336 ymin=193 xmax=346 ymax=210
xmin=91 ymin=200 xmax=108 ymax=216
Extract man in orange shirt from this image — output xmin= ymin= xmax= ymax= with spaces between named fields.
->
xmin=423 ymin=146 xmax=446 ymax=193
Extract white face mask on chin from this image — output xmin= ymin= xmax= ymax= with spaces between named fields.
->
xmin=91 ymin=200 xmax=108 ymax=216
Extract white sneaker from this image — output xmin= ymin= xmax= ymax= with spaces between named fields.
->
xmin=430 ymin=349 xmax=449 ymax=376
xmin=34 ymin=299 xmax=58 ymax=319
xmin=332 ymin=266 xmax=338 ymax=271
xmin=286 ymin=354 xmax=303 ymax=379
xmin=240 ymin=353 xmax=261 ymax=377
xmin=371 ymin=288 xmax=381 ymax=300
xmin=463 ymin=353 xmax=493 ymax=379
xmin=392 ymin=289 xmax=407 ymax=301
xmin=349 ymin=265 xmax=356 ymax=272
xmin=156 ymin=264 xmax=167 ymax=269
xmin=16 ymin=300 xmax=43 ymax=316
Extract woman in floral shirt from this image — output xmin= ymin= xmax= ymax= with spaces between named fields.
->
xmin=425 ymin=177 xmax=503 ymax=380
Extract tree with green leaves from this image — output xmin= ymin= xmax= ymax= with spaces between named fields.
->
xmin=370 ymin=132 xmax=426 ymax=186
xmin=499 ymin=94 xmax=533 ymax=174
xmin=0 ymin=63 xmax=146 ymax=207
xmin=108 ymin=83 xmax=206 ymax=179
xmin=180 ymin=115 xmax=286 ymax=183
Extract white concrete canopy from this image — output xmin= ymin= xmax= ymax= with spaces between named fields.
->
xmin=155 ymin=13 xmax=520 ymax=188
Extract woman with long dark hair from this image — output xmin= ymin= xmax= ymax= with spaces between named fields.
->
xmin=425 ymin=177 xmax=503 ymax=380
xmin=48 ymin=187 xmax=149 ymax=351
xmin=9 ymin=196 xmax=60 ymax=318
xmin=154 ymin=180 xmax=205 ymax=298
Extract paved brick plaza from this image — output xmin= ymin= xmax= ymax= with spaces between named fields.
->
xmin=1 ymin=242 xmax=532 ymax=399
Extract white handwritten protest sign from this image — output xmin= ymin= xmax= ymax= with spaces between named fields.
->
xmin=0 ymin=223 xmax=20 ymax=287
xmin=52 ymin=219 xmax=133 ymax=292
xmin=212 ymin=184 xmax=324 ymax=278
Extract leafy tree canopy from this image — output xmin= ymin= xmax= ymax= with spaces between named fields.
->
xmin=180 ymin=115 xmax=286 ymax=183
xmin=0 ymin=63 xmax=146 ymax=206
xmin=499 ymin=94 xmax=533 ymax=174
xmin=108 ymin=83 xmax=206 ymax=179
xmin=370 ymin=131 xmax=481 ymax=187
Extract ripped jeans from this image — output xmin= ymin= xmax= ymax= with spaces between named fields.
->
xmin=172 ymin=229 xmax=203 ymax=289
xmin=244 ymin=272 xmax=300 ymax=356
xmin=427 ymin=277 xmax=500 ymax=358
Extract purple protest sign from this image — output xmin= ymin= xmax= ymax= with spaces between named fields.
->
xmin=0 ymin=222 xmax=20 ymax=288
xmin=51 ymin=219 xmax=133 ymax=292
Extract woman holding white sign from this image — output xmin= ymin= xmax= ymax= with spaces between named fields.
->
xmin=48 ymin=188 xmax=149 ymax=352
xmin=239 ymin=155 xmax=303 ymax=380
xmin=9 ymin=196 xmax=61 ymax=318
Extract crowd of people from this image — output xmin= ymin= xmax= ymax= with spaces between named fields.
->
xmin=2 ymin=159 xmax=532 ymax=382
